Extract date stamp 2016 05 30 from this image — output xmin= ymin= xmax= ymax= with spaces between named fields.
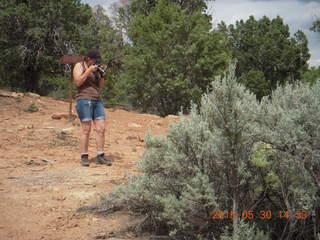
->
xmin=211 ymin=210 xmax=309 ymax=220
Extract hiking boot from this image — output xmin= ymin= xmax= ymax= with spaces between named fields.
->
xmin=96 ymin=153 xmax=112 ymax=166
xmin=81 ymin=154 xmax=90 ymax=167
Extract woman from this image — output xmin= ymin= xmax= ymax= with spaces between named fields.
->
xmin=73 ymin=49 xmax=112 ymax=167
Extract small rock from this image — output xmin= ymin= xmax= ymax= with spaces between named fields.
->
xmin=155 ymin=120 xmax=163 ymax=126
xmin=7 ymin=176 xmax=17 ymax=180
xmin=25 ymin=160 xmax=40 ymax=166
xmin=51 ymin=113 xmax=77 ymax=120
xmin=94 ymin=232 xmax=109 ymax=239
xmin=0 ymin=90 xmax=23 ymax=98
xmin=126 ymin=136 xmax=137 ymax=140
xmin=53 ymin=196 xmax=66 ymax=201
xmin=12 ymin=92 xmax=24 ymax=98
xmin=128 ymin=123 xmax=142 ymax=128
xmin=125 ymin=232 xmax=137 ymax=238
xmin=165 ymin=114 xmax=180 ymax=123
xmin=17 ymin=125 xmax=26 ymax=131
xmin=41 ymin=158 xmax=52 ymax=163
xmin=138 ymin=135 xmax=144 ymax=142
xmin=26 ymin=92 xmax=41 ymax=98
xmin=62 ymin=127 xmax=74 ymax=132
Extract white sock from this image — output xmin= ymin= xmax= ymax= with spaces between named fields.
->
xmin=97 ymin=151 xmax=104 ymax=156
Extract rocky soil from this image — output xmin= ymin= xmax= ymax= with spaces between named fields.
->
xmin=0 ymin=91 xmax=179 ymax=240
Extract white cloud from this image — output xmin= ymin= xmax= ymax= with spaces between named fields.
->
xmin=209 ymin=0 xmax=318 ymax=27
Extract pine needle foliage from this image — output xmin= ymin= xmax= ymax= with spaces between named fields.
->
xmin=120 ymin=0 xmax=230 ymax=116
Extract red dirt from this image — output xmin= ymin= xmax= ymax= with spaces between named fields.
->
xmin=0 ymin=92 xmax=179 ymax=240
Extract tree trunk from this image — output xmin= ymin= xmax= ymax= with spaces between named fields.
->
xmin=25 ymin=67 xmax=39 ymax=92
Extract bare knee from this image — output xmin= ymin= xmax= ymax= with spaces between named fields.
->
xmin=95 ymin=120 xmax=105 ymax=136
xmin=96 ymin=125 xmax=105 ymax=135
xmin=81 ymin=123 xmax=91 ymax=136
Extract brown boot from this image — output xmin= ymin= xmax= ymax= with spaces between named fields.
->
xmin=81 ymin=154 xmax=90 ymax=167
xmin=96 ymin=153 xmax=112 ymax=166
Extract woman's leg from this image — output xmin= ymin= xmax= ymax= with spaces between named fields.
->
xmin=92 ymin=100 xmax=106 ymax=153
xmin=80 ymin=121 xmax=92 ymax=154
xmin=76 ymin=99 xmax=93 ymax=154
xmin=94 ymin=119 xmax=111 ymax=165
xmin=94 ymin=119 xmax=105 ymax=152
xmin=94 ymin=120 xmax=112 ymax=166
xmin=76 ymin=99 xmax=94 ymax=166
xmin=93 ymin=100 xmax=111 ymax=165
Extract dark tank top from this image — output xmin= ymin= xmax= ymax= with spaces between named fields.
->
xmin=76 ymin=61 xmax=101 ymax=100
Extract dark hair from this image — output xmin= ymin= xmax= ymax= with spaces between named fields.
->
xmin=85 ymin=49 xmax=102 ymax=61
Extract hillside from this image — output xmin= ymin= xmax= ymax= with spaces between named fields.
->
xmin=0 ymin=90 xmax=179 ymax=240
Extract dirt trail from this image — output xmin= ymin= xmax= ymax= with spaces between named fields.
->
xmin=0 ymin=92 xmax=178 ymax=240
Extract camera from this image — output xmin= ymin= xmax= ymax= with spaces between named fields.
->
xmin=94 ymin=60 xmax=106 ymax=75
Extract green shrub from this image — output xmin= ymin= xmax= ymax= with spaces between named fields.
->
xmin=220 ymin=220 xmax=270 ymax=240
xmin=25 ymin=103 xmax=39 ymax=112
xmin=106 ymin=64 xmax=262 ymax=239
xmin=104 ymin=64 xmax=320 ymax=239
xmin=256 ymin=81 xmax=320 ymax=239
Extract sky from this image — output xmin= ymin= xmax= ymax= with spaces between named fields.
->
xmin=82 ymin=0 xmax=320 ymax=67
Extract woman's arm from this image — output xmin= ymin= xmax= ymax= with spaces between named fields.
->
xmin=98 ymin=77 xmax=105 ymax=89
xmin=73 ymin=62 xmax=97 ymax=87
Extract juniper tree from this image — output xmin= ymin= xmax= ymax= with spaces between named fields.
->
xmin=219 ymin=16 xmax=310 ymax=100
xmin=119 ymin=0 xmax=229 ymax=116
xmin=0 ymin=0 xmax=92 ymax=92
xmin=303 ymin=66 xmax=320 ymax=86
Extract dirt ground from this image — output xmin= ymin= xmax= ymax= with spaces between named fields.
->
xmin=0 ymin=91 xmax=179 ymax=240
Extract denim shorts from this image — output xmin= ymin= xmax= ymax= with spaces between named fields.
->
xmin=76 ymin=99 xmax=105 ymax=122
